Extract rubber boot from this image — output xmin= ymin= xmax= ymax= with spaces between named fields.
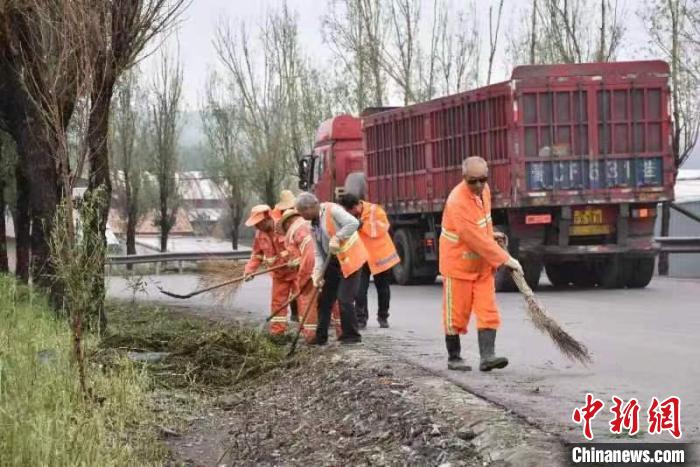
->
xmin=445 ymin=335 xmax=471 ymax=371
xmin=478 ymin=329 xmax=508 ymax=371
xmin=377 ymin=317 xmax=389 ymax=328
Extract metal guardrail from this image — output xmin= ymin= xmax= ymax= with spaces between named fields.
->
xmin=655 ymin=237 xmax=700 ymax=253
xmin=106 ymin=250 xmax=251 ymax=274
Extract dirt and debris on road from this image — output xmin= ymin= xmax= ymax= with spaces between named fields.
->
xmin=102 ymin=302 xmax=565 ymax=466
xmin=169 ymin=345 xmax=485 ymax=467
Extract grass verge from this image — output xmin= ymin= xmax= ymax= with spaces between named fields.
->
xmin=0 ymin=275 xmax=165 ymax=466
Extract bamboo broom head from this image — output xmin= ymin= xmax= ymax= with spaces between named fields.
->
xmin=197 ymin=260 xmax=247 ymax=305
xmin=511 ymin=270 xmax=593 ymax=365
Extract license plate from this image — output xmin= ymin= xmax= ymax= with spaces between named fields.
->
xmin=569 ymin=224 xmax=612 ymax=236
xmin=573 ymin=209 xmax=603 ymax=225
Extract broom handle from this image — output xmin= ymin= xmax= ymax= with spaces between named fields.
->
xmin=158 ymin=262 xmax=289 ymax=299
xmin=287 ymin=254 xmax=332 ymax=356
xmin=265 ymin=277 xmax=312 ymax=322
xmin=510 ymin=269 xmax=535 ymax=297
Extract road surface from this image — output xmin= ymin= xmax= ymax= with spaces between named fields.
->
xmin=108 ymin=273 xmax=700 ymax=443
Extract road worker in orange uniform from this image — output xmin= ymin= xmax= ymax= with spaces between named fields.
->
xmin=272 ymin=189 xmax=299 ymax=321
xmin=339 ymin=193 xmax=399 ymax=329
xmin=277 ymin=209 xmax=342 ymax=343
xmin=243 ymin=204 xmax=298 ymax=337
xmin=440 ymin=156 xmax=524 ymax=371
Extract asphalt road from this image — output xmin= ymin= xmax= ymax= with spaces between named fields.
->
xmin=108 ymin=273 xmax=700 ymax=443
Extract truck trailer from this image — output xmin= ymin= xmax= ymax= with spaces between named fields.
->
xmin=298 ymin=61 xmax=674 ymax=291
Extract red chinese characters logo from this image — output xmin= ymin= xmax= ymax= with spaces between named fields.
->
xmin=572 ymin=393 xmax=605 ymax=440
xmin=648 ymin=396 xmax=682 ymax=439
xmin=609 ymin=396 xmax=640 ymax=436
xmin=572 ymin=395 xmax=683 ymax=440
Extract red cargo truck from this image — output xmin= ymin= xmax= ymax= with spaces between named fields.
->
xmin=298 ymin=61 xmax=674 ymax=290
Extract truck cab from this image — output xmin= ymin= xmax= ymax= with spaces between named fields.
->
xmin=298 ymin=114 xmax=365 ymax=201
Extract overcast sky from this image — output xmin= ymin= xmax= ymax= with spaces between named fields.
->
xmin=167 ymin=0 xmax=650 ymax=108
xmin=158 ymin=0 xmax=698 ymax=167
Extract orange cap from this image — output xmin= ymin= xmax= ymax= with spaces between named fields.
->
xmin=245 ymin=204 xmax=272 ymax=227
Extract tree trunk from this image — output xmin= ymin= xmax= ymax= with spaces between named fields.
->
xmin=86 ymin=72 xmax=115 ymax=332
xmin=18 ymin=122 xmax=61 ymax=305
xmin=230 ymin=202 xmax=240 ymax=250
xmin=160 ymin=202 xmax=169 ymax=252
xmin=0 ymin=177 xmax=7 ymax=273
xmin=658 ymin=200 xmax=671 ymax=276
xmin=14 ymin=165 xmax=30 ymax=283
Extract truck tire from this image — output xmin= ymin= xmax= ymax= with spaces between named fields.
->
xmin=496 ymin=259 xmax=541 ymax=292
xmin=625 ymin=257 xmax=655 ymax=289
xmin=392 ymin=229 xmax=413 ymax=286
xmin=594 ymin=258 xmax=626 ymax=289
xmin=545 ymin=262 xmax=574 ymax=288
xmin=571 ymin=262 xmax=596 ymax=288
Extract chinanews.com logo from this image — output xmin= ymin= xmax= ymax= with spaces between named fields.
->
xmin=566 ymin=393 xmax=694 ymax=466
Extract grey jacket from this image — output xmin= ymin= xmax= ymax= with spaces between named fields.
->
xmin=312 ymin=202 xmax=360 ymax=275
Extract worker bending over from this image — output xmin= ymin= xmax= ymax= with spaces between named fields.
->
xmin=296 ymin=192 xmax=367 ymax=345
xmin=243 ymin=204 xmax=297 ymax=337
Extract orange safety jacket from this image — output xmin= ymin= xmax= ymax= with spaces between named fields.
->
xmin=324 ymin=203 xmax=368 ymax=278
xmin=439 ymin=182 xmax=509 ymax=281
xmin=245 ymin=229 xmax=296 ymax=281
xmin=284 ymin=216 xmax=315 ymax=291
xmin=358 ymin=201 xmax=400 ymax=275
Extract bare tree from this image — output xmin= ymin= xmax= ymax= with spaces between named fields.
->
xmin=322 ymin=0 xmax=386 ymax=112
xmin=150 ymin=48 xmax=183 ymax=252
xmin=487 ymin=0 xmax=505 ymax=85
xmin=111 ymin=69 xmax=147 ymax=259
xmin=201 ymin=72 xmax=248 ymax=250
xmin=214 ymin=7 xmax=311 ymax=206
xmin=643 ymin=0 xmax=700 ymax=275
xmin=506 ymin=0 xmax=625 ymax=66
xmin=382 ymin=0 xmax=421 ymax=104
xmin=0 ymin=1 xmax=96 ymax=301
xmin=434 ymin=0 xmax=480 ymax=95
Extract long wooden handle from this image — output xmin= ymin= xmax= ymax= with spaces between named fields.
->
xmin=287 ymin=255 xmax=333 ymax=356
xmin=265 ymin=278 xmax=312 ymax=322
xmin=157 ymin=263 xmax=289 ymax=299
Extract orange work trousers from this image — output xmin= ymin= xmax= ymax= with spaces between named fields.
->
xmin=442 ymin=272 xmax=501 ymax=335
xmin=297 ymin=284 xmax=342 ymax=343
xmin=270 ymin=276 xmax=296 ymax=335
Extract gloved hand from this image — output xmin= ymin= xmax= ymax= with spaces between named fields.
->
xmin=504 ymin=256 xmax=524 ymax=276
xmin=328 ymin=236 xmax=341 ymax=255
xmin=312 ymin=270 xmax=325 ymax=288
xmin=287 ymin=258 xmax=301 ymax=269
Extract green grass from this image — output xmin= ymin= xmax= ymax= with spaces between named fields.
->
xmin=0 ymin=275 xmax=166 ymax=466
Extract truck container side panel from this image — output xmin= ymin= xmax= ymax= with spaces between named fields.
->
xmin=518 ymin=78 xmax=672 ymax=199
xmin=364 ymin=61 xmax=673 ymax=215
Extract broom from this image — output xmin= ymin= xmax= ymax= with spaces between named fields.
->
xmin=157 ymin=262 xmax=288 ymax=299
xmin=510 ymin=269 xmax=592 ymax=365
xmin=197 ymin=260 xmax=247 ymax=304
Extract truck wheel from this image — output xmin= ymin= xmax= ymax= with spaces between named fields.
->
xmin=545 ymin=263 xmax=574 ymax=288
xmin=625 ymin=257 xmax=655 ymax=289
xmin=594 ymin=258 xmax=626 ymax=289
xmin=571 ymin=262 xmax=596 ymax=288
xmin=392 ymin=229 xmax=413 ymax=286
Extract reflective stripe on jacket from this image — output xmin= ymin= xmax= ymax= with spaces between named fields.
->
xmin=358 ymin=201 xmax=400 ymax=275
xmin=324 ymin=204 xmax=368 ymax=278
xmin=439 ymin=182 xmax=508 ymax=280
